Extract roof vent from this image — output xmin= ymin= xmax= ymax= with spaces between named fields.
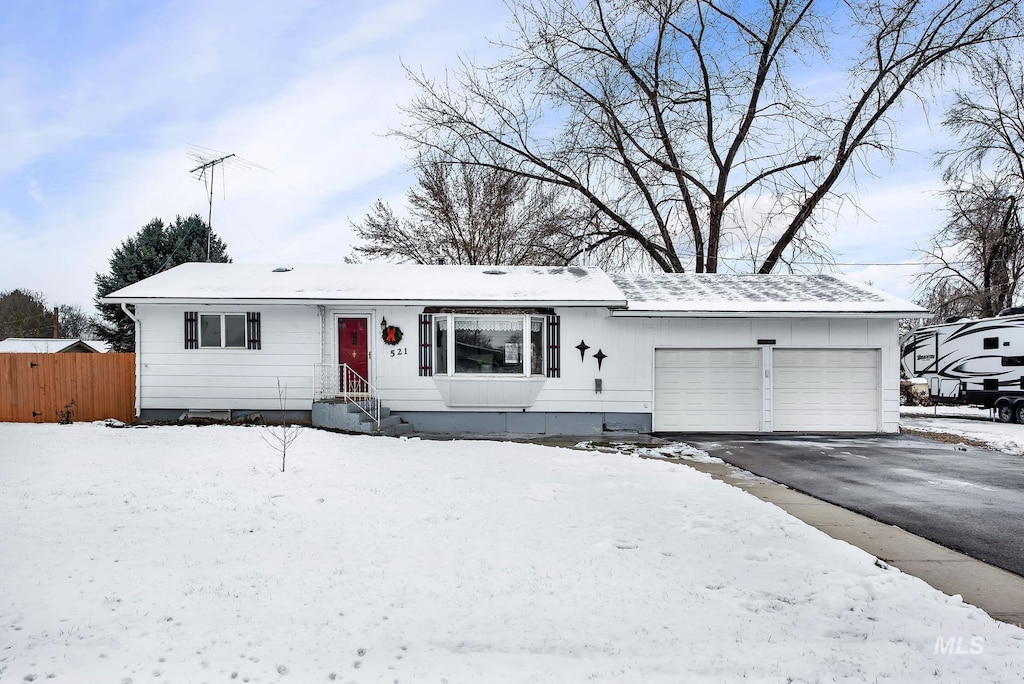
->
xmin=483 ymin=269 xmax=507 ymax=275
xmin=272 ymin=266 xmax=293 ymax=273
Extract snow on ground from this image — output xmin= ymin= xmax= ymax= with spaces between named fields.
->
xmin=575 ymin=440 xmax=724 ymax=464
xmin=2 ymin=424 xmax=1023 ymax=683
xmin=901 ymin=406 xmax=1024 ymax=455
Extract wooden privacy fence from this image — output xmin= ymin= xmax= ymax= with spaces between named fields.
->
xmin=0 ymin=353 xmax=135 ymax=424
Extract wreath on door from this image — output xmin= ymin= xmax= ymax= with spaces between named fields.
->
xmin=382 ymin=323 xmax=403 ymax=345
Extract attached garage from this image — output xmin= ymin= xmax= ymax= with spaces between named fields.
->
xmin=611 ymin=272 xmax=924 ymax=435
xmin=654 ymin=348 xmax=762 ymax=431
xmin=772 ymin=348 xmax=879 ymax=432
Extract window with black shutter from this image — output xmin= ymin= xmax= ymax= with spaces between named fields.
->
xmin=184 ymin=311 xmax=199 ymax=349
xmin=247 ymin=312 xmax=261 ymax=350
xmin=546 ymin=314 xmax=560 ymax=378
xmin=185 ymin=311 xmax=261 ymax=349
xmin=418 ymin=313 xmax=433 ymax=376
xmin=421 ymin=311 xmax=556 ymax=378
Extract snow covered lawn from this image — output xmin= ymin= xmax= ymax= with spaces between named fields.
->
xmin=2 ymin=424 xmax=1022 ymax=683
xmin=901 ymin=406 xmax=1024 ymax=455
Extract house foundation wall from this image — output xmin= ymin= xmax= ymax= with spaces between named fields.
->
xmin=395 ymin=411 xmax=652 ymax=435
xmin=139 ymin=408 xmax=312 ymax=425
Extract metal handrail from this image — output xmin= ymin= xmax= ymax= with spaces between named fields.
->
xmin=313 ymin=363 xmax=381 ymax=428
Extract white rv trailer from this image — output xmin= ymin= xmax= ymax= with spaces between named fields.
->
xmin=901 ymin=312 xmax=1024 ymax=422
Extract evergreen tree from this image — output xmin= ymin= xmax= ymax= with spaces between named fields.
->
xmin=94 ymin=215 xmax=230 ymax=351
xmin=0 ymin=289 xmax=53 ymax=338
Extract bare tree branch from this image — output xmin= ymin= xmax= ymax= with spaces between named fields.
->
xmin=350 ymin=152 xmax=587 ymax=266
xmin=396 ymin=0 xmax=1022 ymax=275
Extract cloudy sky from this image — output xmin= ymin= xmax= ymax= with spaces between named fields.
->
xmin=0 ymin=0 xmax=951 ymax=312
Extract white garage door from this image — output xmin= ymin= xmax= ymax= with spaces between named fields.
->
xmin=654 ymin=349 xmax=762 ymax=432
xmin=773 ymin=349 xmax=879 ymax=432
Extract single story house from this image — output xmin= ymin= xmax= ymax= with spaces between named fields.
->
xmin=0 ymin=338 xmax=106 ymax=353
xmin=102 ymin=263 xmax=925 ymax=434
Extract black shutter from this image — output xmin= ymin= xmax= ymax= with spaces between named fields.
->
xmin=184 ymin=311 xmax=198 ymax=349
xmin=546 ymin=314 xmax=560 ymax=378
xmin=419 ymin=313 xmax=433 ymax=376
xmin=247 ymin=312 xmax=261 ymax=350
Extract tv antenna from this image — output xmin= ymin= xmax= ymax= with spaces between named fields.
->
xmin=188 ymin=145 xmax=268 ymax=260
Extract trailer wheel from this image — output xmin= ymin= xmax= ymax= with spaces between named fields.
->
xmin=996 ymin=403 xmax=1016 ymax=423
xmin=1015 ymin=404 xmax=1024 ymax=424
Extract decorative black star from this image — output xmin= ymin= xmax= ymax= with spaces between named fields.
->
xmin=575 ymin=339 xmax=590 ymax=361
xmin=593 ymin=349 xmax=607 ymax=370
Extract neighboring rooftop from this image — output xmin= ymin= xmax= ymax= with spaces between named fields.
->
xmin=0 ymin=338 xmax=107 ymax=353
xmin=102 ymin=263 xmax=627 ymax=307
xmin=608 ymin=273 xmax=926 ymax=316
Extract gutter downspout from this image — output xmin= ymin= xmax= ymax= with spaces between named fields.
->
xmin=120 ymin=303 xmax=141 ymax=419
xmin=316 ymin=305 xmax=326 ymax=402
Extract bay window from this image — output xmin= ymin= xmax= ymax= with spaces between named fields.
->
xmin=435 ymin=316 xmax=448 ymax=374
xmin=431 ymin=313 xmax=546 ymax=376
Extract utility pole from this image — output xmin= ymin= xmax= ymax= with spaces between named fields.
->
xmin=190 ymin=153 xmax=235 ymax=261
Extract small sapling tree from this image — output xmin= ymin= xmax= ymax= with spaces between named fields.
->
xmin=261 ymin=380 xmax=302 ymax=472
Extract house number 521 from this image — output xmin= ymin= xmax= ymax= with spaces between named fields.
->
xmin=389 ymin=348 xmax=408 ymax=357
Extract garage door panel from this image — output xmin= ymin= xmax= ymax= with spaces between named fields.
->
xmin=775 ymin=367 xmax=877 ymax=389
xmin=773 ymin=349 xmax=878 ymax=432
xmin=778 ymin=349 xmax=877 ymax=368
xmin=656 ymin=349 xmax=760 ymax=369
xmin=655 ymin=348 xmax=761 ymax=432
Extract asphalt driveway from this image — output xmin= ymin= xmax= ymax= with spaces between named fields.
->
xmin=665 ymin=433 xmax=1024 ymax=578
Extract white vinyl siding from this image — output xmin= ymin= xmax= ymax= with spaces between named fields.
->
xmin=772 ymin=349 xmax=879 ymax=432
xmin=654 ymin=348 xmax=762 ymax=432
xmin=137 ymin=304 xmax=318 ymax=411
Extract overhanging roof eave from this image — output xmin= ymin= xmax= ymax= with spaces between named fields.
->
xmin=101 ymin=296 xmax=628 ymax=308
xmin=609 ymin=309 xmax=924 ymax=318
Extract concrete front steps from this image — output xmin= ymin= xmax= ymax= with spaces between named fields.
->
xmin=312 ymin=399 xmax=413 ymax=437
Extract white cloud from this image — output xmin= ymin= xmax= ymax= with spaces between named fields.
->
xmin=0 ymin=0 xmax=509 ymax=310
xmin=0 ymin=0 xmax=973 ymax=313
xmin=27 ymin=179 xmax=44 ymax=207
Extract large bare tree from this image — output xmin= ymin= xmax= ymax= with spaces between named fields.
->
xmin=917 ymin=179 xmax=1022 ymax=319
xmin=940 ymin=46 xmax=1024 ymax=189
xmin=401 ymin=0 xmax=1021 ymax=273
xmin=351 ymin=154 xmax=583 ymax=265
xmin=917 ymin=46 xmax=1024 ymax=319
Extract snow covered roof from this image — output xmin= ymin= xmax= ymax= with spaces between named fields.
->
xmin=0 ymin=338 xmax=106 ymax=353
xmin=101 ymin=263 xmax=924 ymax=317
xmin=102 ymin=263 xmax=627 ymax=307
xmin=608 ymin=273 xmax=926 ymax=317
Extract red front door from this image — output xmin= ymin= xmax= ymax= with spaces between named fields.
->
xmin=338 ymin=318 xmax=369 ymax=379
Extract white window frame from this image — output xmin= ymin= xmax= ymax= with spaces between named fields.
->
xmin=199 ymin=313 xmax=247 ymax=349
xmin=433 ymin=313 xmax=544 ymax=377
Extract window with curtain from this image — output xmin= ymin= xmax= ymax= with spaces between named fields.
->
xmin=454 ymin=316 xmax=523 ymax=374
xmin=424 ymin=313 xmax=551 ymax=376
